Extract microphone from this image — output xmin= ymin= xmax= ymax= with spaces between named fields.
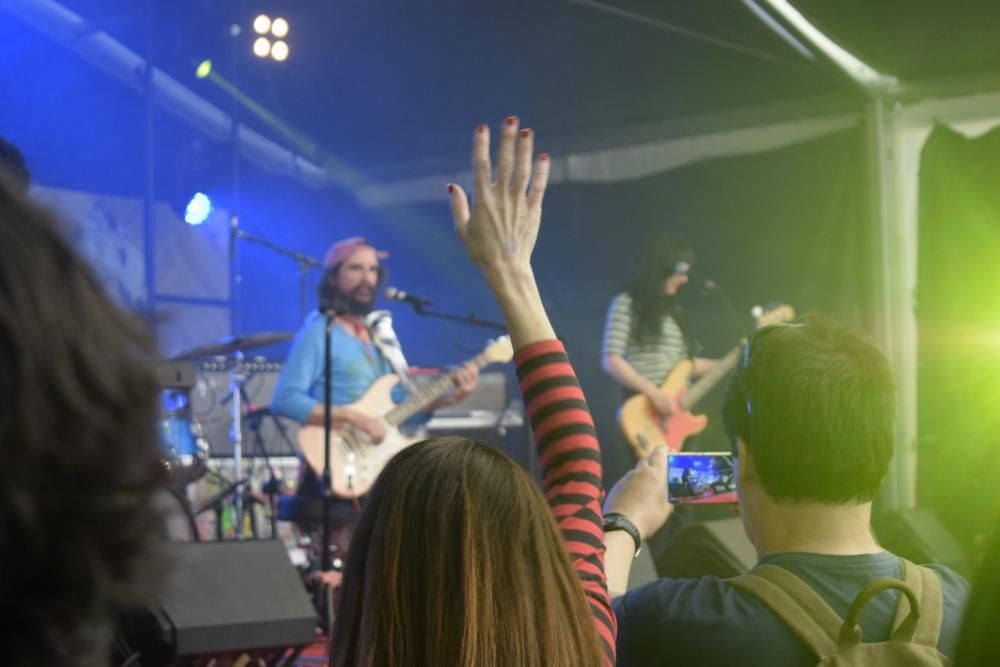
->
xmin=384 ymin=286 xmax=434 ymax=308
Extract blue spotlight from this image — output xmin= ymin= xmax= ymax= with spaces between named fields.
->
xmin=184 ymin=192 xmax=213 ymax=225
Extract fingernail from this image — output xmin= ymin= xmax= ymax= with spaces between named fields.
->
xmin=505 ymin=116 xmax=518 ymax=126
xmin=447 ymin=183 xmax=455 ymax=194
xmin=520 ymin=129 xmax=532 ymax=138
xmin=539 ymin=153 xmax=550 ymax=161
xmin=477 ymin=124 xmax=488 ymax=133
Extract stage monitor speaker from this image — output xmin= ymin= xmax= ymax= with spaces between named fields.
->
xmin=873 ymin=508 xmax=968 ymax=577
xmin=154 ymin=540 xmax=316 ymax=658
xmin=655 ymin=517 xmax=757 ymax=579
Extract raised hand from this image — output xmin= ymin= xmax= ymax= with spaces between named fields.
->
xmin=449 ymin=117 xmax=550 ymax=277
xmin=448 ymin=118 xmax=555 ymax=349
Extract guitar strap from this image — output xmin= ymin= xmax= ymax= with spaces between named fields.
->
xmin=365 ymin=310 xmax=417 ymax=393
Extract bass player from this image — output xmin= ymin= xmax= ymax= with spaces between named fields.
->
xmin=601 ymin=232 xmax=722 ymax=484
xmin=271 ymin=236 xmax=478 ymax=555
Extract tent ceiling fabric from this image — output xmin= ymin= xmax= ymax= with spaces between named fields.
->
xmin=43 ymin=0 xmax=1000 ymax=183
xmin=357 ymin=111 xmax=861 ymax=207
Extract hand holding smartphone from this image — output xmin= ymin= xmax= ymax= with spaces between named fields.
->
xmin=667 ymin=452 xmax=738 ymax=504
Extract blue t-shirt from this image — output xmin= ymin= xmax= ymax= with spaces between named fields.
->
xmin=614 ymin=551 xmax=968 ymax=666
xmin=271 ymin=312 xmax=402 ymax=424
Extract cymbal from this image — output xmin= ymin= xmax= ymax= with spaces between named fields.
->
xmin=172 ymin=331 xmax=294 ymax=360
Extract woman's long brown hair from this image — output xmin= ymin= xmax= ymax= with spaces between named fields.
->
xmin=330 ymin=437 xmax=606 ymax=667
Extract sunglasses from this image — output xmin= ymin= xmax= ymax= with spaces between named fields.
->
xmin=729 ymin=322 xmax=805 ymax=453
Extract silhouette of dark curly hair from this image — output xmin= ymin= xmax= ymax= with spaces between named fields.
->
xmin=0 ymin=174 xmax=166 ymax=666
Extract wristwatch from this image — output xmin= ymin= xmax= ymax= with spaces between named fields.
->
xmin=603 ymin=512 xmax=642 ymax=559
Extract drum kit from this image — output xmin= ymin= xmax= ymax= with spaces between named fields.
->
xmin=157 ymin=331 xmax=294 ymax=542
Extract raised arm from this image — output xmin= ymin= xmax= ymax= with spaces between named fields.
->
xmin=516 ymin=338 xmax=616 ymax=660
xmin=449 ymin=117 xmax=615 ymax=664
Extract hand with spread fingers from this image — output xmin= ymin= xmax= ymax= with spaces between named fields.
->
xmin=449 ymin=116 xmax=549 ymax=277
xmin=448 ymin=117 xmax=554 ymax=348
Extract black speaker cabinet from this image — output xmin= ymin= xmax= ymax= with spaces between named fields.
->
xmin=655 ymin=516 xmax=757 ymax=579
xmin=116 ymin=540 xmax=317 ymax=664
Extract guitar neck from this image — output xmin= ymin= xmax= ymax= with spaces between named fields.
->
xmin=678 ymin=346 xmax=740 ymax=410
xmin=384 ymin=350 xmax=492 ymax=426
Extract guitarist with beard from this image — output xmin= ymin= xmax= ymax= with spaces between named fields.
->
xmin=601 ymin=233 xmax=722 ymax=486
xmin=271 ymin=237 xmax=478 ymax=562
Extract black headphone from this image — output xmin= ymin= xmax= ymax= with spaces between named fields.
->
xmin=725 ymin=323 xmax=804 ymax=455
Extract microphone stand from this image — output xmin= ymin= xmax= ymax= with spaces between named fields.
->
xmin=405 ymin=303 xmax=507 ymax=332
xmin=695 ymin=273 xmax=750 ymax=337
xmin=402 ymin=300 xmax=529 ymax=483
xmin=321 ymin=310 xmax=335 ymax=636
xmin=247 ymin=407 xmax=282 ymax=540
xmin=233 ymin=228 xmax=322 ymax=322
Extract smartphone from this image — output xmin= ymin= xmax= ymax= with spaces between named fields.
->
xmin=667 ymin=452 xmax=738 ymax=504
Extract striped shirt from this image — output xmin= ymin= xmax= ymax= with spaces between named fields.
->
xmin=515 ymin=340 xmax=616 ymax=666
xmin=602 ymin=292 xmax=688 ymax=386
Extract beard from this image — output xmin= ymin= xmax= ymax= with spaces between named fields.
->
xmin=340 ymin=284 xmax=376 ymax=315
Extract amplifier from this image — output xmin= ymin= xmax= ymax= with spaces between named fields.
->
xmin=157 ymin=359 xmax=196 ymax=390
xmin=412 ymin=369 xmax=510 ymax=413
xmin=415 ymin=371 xmax=536 ymax=477
xmin=188 ymin=360 xmax=299 ymax=457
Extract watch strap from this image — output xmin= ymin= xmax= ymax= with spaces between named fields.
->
xmin=603 ymin=512 xmax=642 ymax=558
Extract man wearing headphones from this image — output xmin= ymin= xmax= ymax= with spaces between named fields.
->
xmin=603 ymin=318 xmax=969 ymax=666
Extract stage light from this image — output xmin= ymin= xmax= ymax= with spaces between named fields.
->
xmin=271 ymin=40 xmax=289 ymax=62
xmin=195 ymin=59 xmax=213 ymax=79
xmin=184 ymin=193 xmax=213 ymax=226
xmin=253 ymin=36 xmax=272 ymax=58
xmin=270 ymin=17 xmax=289 ymax=38
xmin=253 ymin=14 xmax=271 ymax=35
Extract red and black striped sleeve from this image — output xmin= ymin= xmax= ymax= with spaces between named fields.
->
xmin=515 ymin=339 xmax=616 ymax=666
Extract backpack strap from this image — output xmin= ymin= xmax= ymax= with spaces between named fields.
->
xmin=728 ymin=565 xmax=841 ymax=657
xmin=840 ymin=577 xmax=919 ymax=646
xmin=890 ymin=559 xmax=944 ymax=648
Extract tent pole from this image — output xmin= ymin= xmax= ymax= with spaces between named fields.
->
xmin=866 ymin=97 xmax=918 ymax=512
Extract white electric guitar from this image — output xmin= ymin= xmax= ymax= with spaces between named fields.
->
xmin=297 ymin=336 xmax=514 ymax=498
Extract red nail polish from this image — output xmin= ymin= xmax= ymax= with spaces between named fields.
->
xmin=447 ymin=184 xmax=454 ymax=194
xmin=539 ymin=153 xmax=550 ymax=161
xmin=520 ymin=129 xmax=532 ymax=138
xmin=505 ymin=116 xmax=517 ymax=126
xmin=477 ymin=124 xmax=487 ymax=133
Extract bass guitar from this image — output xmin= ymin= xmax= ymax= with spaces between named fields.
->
xmin=618 ymin=304 xmax=795 ymax=458
xmin=298 ymin=336 xmax=514 ymax=498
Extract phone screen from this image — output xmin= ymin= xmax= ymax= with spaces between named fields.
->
xmin=667 ymin=452 xmax=738 ymax=504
